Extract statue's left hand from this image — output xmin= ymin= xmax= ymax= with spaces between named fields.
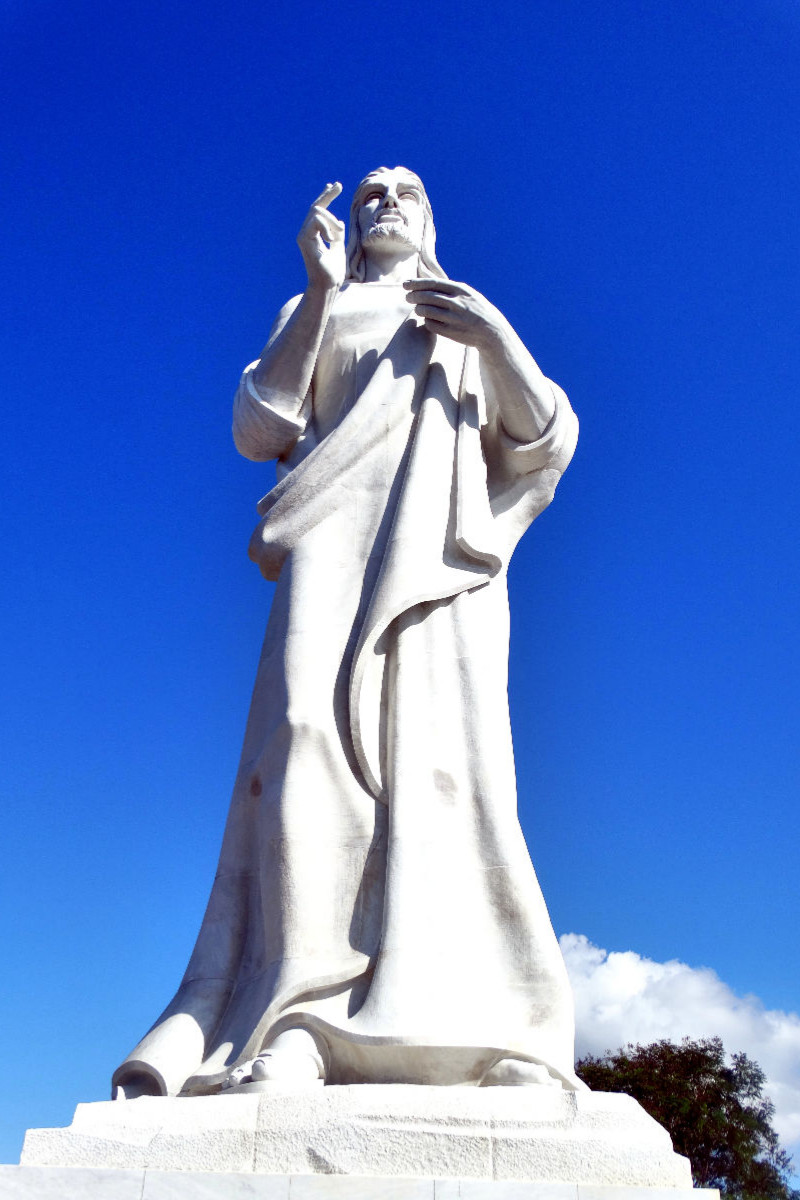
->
xmin=403 ymin=279 xmax=507 ymax=354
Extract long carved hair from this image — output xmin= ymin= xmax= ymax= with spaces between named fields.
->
xmin=345 ymin=167 xmax=449 ymax=282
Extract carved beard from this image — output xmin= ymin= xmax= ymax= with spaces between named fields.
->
xmin=362 ymin=222 xmax=421 ymax=252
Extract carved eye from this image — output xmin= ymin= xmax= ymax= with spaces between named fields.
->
xmin=400 ymin=191 xmax=420 ymax=202
xmin=363 ymin=191 xmax=382 ymax=203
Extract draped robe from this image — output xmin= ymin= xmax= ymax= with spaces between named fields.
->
xmin=113 ymin=280 xmax=581 ymax=1097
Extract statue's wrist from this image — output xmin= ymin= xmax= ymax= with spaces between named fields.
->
xmin=478 ymin=313 xmax=511 ymax=362
xmin=305 ymin=278 xmax=341 ymax=306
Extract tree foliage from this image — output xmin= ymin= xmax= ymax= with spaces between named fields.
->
xmin=576 ymin=1038 xmax=797 ymax=1200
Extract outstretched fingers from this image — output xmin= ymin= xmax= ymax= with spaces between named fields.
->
xmin=309 ymin=208 xmax=345 ymax=243
xmin=299 ymin=182 xmax=345 ymax=245
xmin=413 ymin=302 xmax=462 ymax=321
xmin=403 ymin=279 xmax=472 ymax=297
xmin=297 ymin=181 xmax=347 ymax=288
xmin=310 ymin=181 xmax=343 ymax=211
xmin=420 ymin=315 xmax=469 ymax=343
xmin=406 ymin=291 xmax=462 ymax=313
xmin=299 ymin=205 xmax=345 ymax=253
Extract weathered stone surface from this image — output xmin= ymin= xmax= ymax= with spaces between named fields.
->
xmin=0 ymin=1164 xmax=145 ymax=1198
xmin=0 ymin=1166 xmax=719 ymax=1199
xmin=21 ymin=1088 xmax=691 ymax=1186
xmin=22 ymin=1092 xmax=259 ymax=1173
xmin=113 ymin=169 xmax=584 ymax=1102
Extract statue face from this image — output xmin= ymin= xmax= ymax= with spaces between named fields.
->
xmin=357 ymin=169 xmax=426 ymax=257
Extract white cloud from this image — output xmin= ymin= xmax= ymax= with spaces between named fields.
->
xmin=561 ymin=932 xmax=800 ymax=1157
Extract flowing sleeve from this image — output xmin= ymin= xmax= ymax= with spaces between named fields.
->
xmin=233 ymin=362 xmax=309 ymax=462
xmin=232 ymin=295 xmax=310 ymax=463
xmin=476 ymin=371 xmax=579 ymax=546
xmin=493 ymin=380 xmax=578 ymax=478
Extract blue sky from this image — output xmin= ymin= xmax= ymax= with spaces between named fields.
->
xmin=2 ymin=0 xmax=799 ymax=1169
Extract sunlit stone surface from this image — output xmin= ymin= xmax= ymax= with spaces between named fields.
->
xmin=20 ymin=1088 xmax=695 ymax=1186
xmin=113 ymin=169 xmax=583 ymax=1100
xmin=5 ymin=173 xmax=704 ymax=1197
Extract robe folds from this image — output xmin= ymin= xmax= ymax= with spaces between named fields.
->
xmin=113 ymin=281 xmax=581 ymax=1098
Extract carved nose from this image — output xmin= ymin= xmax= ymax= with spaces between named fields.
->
xmin=382 ymin=193 xmax=398 ymax=208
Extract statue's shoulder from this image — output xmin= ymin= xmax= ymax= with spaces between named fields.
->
xmin=271 ymin=287 xmax=362 ymax=329
xmin=276 ymin=293 xmax=304 ymax=321
xmin=267 ymin=294 xmax=304 ymax=343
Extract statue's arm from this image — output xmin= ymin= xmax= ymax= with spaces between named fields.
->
xmin=233 ymin=183 xmax=346 ymax=462
xmin=475 ymin=319 xmax=556 ymax=444
xmin=404 ymin=279 xmax=558 ymax=444
xmin=478 ymin=327 xmax=579 ymax=479
xmin=247 ymin=284 xmax=338 ymax=421
xmin=233 ymin=296 xmax=309 ymax=461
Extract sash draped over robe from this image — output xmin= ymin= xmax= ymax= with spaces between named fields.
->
xmin=113 ymin=282 xmax=580 ymax=1097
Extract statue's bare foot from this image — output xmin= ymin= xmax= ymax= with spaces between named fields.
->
xmin=480 ymin=1058 xmax=561 ymax=1087
xmin=220 ymin=1062 xmax=254 ymax=1090
xmin=252 ymin=1027 xmax=324 ymax=1084
xmin=250 ymin=1049 xmax=322 ymax=1083
xmin=222 ymin=1028 xmax=325 ymax=1091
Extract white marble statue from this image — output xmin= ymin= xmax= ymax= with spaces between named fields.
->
xmin=113 ymin=168 xmax=581 ymax=1100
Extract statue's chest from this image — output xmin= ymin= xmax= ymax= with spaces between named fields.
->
xmin=313 ymin=300 xmax=429 ymax=437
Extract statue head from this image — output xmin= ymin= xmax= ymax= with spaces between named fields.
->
xmin=345 ymin=166 xmax=448 ymax=282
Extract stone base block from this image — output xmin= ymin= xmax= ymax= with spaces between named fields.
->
xmin=0 ymin=1169 xmax=719 ymax=1199
xmin=19 ymin=1087 xmax=695 ymax=1188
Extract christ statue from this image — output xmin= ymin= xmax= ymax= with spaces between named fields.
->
xmin=113 ymin=168 xmax=582 ymax=1099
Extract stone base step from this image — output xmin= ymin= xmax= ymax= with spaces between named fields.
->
xmin=0 ymin=1167 xmax=718 ymax=1199
xmin=19 ymin=1087 xmax=693 ymax=1187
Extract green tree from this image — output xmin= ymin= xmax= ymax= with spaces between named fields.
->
xmin=576 ymin=1037 xmax=797 ymax=1200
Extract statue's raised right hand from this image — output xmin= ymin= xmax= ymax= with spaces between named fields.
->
xmin=297 ymin=182 xmax=346 ymax=292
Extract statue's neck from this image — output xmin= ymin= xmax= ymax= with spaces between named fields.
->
xmin=363 ymin=251 xmax=420 ymax=284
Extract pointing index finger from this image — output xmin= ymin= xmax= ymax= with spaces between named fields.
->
xmin=311 ymin=181 xmax=343 ymax=210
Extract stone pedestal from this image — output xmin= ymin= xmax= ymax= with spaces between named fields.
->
xmin=1 ymin=1085 xmax=717 ymax=1197
xmin=0 ymin=1169 xmax=718 ymax=1199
